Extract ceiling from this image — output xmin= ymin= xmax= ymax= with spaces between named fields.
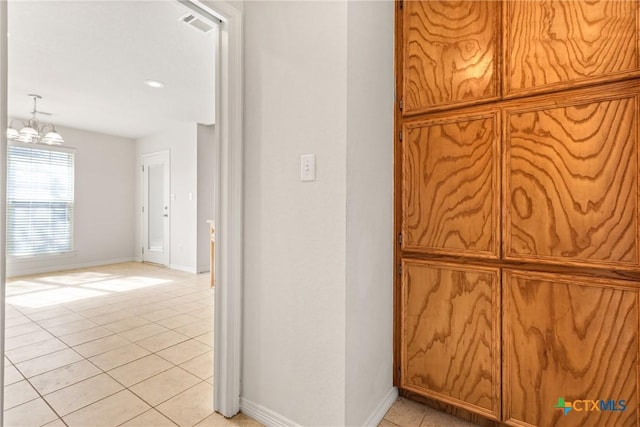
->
xmin=8 ymin=1 xmax=216 ymax=140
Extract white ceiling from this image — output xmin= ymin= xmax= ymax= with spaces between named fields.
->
xmin=8 ymin=1 xmax=216 ymax=140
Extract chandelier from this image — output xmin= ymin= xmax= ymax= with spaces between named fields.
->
xmin=7 ymin=94 xmax=64 ymax=145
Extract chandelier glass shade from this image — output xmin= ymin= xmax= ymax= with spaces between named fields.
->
xmin=7 ymin=95 xmax=64 ymax=145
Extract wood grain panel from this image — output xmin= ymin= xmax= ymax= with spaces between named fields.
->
xmin=403 ymin=113 xmax=499 ymax=258
xmin=504 ymin=90 xmax=639 ymax=268
xmin=503 ymin=270 xmax=639 ymax=426
xmin=505 ymin=0 xmax=640 ymax=96
xmin=401 ymin=260 xmax=500 ymax=420
xmin=403 ymin=1 xmax=499 ymax=114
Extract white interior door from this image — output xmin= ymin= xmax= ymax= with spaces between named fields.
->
xmin=142 ymin=151 xmax=170 ymax=266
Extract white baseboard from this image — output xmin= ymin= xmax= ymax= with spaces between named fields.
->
xmin=363 ymin=387 xmax=398 ymax=426
xmin=169 ymin=264 xmax=198 ymax=274
xmin=240 ymin=398 xmax=299 ymax=427
xmin=7 ymin=257 xmax=137 ymax=278
xmin=240 ymin=388 xmax=397 ymax=427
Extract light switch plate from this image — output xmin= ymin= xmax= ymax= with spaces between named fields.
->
xmin=300 ymin=154 xmax=316 ymax=182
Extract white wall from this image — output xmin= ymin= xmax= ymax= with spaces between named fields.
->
xmin=243 ymin=1 xmax=394 ymax=426
xmin=197 ymin=123 xmax=216 ymax=273
xmin=135 ymin=123 xmax=198 ymax=272
xmin=7 ymin=125 xmax=136 ymax=277
xmin=243 ymin=1 xmax=348 ymax=425
xmin=345 ymin=1 xmax=395 ymax=425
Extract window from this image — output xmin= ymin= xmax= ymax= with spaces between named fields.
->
xmin=7 ymin=143 xmax=75 ymax=257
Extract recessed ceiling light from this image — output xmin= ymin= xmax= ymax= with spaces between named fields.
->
xmin=144 ymin=79 xmax=165 ymax=89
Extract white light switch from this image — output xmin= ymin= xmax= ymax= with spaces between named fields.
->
xmin=300 ymin=154 xmax=316 ymax=182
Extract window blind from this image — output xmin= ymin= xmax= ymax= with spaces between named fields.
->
xmin=7 ymin=143 xmax=75 ymax=257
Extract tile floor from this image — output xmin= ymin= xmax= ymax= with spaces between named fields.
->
xmin=381 ymin=398 xmax=480 ymax=427
xmin=4 ymin=262 xmax=477 ymax=427
xmin=3 ymin=262 xmax=261 ymax=427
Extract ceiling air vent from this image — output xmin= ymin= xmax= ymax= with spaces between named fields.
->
xmin=179 ymin=13 xmax=215 ymax=33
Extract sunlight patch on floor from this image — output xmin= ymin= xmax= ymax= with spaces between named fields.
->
xmin=81 ymin=276 xmax=172 ymax=292
xmin=6 ymin=287 xmax=108 ymax=308
xmin=38 ymin=272 xmax=114 ymax=286
xmin=6 ymin=270 xmax=176 ymax=309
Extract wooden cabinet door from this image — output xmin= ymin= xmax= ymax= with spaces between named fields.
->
xmin=403 ymin=112 xmax=500 ymax=258
xmin=504 ymin=0 xmax=640 ymax=97
xmin=403 ymin=1 xmax=499 ymax=115
xmin=503 ymin=270 xmax=639 ymax=427
xmin=503 ymin=82 xmax=639 ymax=270
xmin=401 ymin=260 xmax=500 ymax=420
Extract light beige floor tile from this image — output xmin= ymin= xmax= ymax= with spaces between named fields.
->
xmin=15 ymin=347 xmax=83 ymax=378
xmin=205 ymin=376 xmax=213 ymax=385
xmin=124 ymin=303 xmax=165 ymax=316
xmin=29 ymin=360 xmax=101 ymax=395
xmin=89 ymin=343 xmax=151 ymax=371
xmin=59 ymin=326 xmax=112 ymax=346
xmin=4 ymin=364 xmax=25 ymax=385
xmin=5 ymin=315 xmax=33 ymax=328
xmin=47 ymin=318 xmax=98 ymax=336
xmin=63 ymin=390 xmax=150 ymax=427
xmin=156 ymin=313 xmax=199 ymax=329
xmin=37 ymin=312 xmax=85 ymax=328
xmin=5 ymin=307 xmax=25 ymax=319
xmin=141 ymin=308 xmax=182 ymax=322
xmin=3 ymin=379 xmax=39 ymax=409
xmin=74 ymin=304 xmax=121 ymax=319
xmin=384 ymin=398 xmax=426 ymax=427
xmin=25 ymin=307 xmax=73 ymax=321
xmin=5 ymin=337 xmax=68 ymax=364
xmin=4 ymin=397 xmax=58 ymax=427
xmin=379 ymin=419 xmax=401 ymax=427
xmin=180 ymin=351 xmax=213 ymax=380
xmin=195 ymin=412 xmax=263 ymax=427
xmin=174 ymin=302 xmax=209 ymax=314
xmin=119 ymin=323 xmax=168 ymax=342
xmin=73 ymin=334 xmax=130 ymax=358
xmin=43 ymin=373 xmax=123 ymax=416
xmin=5 ymin=329 xmax=54 ymax=351
xmin=174 ymin=320 xmax=214 ymax=338
xmin=188 ymin=307 xmax=214 ymax=320
xmin=89 ymin=310 xmax=133 ymax=325
xmin=121 ymin=409 xmax=178 ymax=426
xmin=419 ymin=407 xmax=480 ymax=427
xmin=130 ymin=366 xmax=201 ymax=406
xmin=42 ymin=418 xmax=67 ymax=427
xmin=157 ymin=382 xmax=213 ymax=427
xmin=157 ymin=339 xmax=211 ymax=365
xmin=194 ymin=331 xmax=214 ymax=346
xmin=108 ymin=354 xmax=173 ymax=387
xmin=136 ymin=330 xmax=189 ymax=353
xmin=103 ymin=316 xmax=150 ymax=333
xmin=5 ymin=321 xmax=43 ymax=338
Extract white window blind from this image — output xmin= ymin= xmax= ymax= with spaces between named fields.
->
xmin=7 ymin=143 xmax=75 ymax=257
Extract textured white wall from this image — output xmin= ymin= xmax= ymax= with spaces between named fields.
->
xmin=243 ymin=1 xmax=348 ymax=425
xmin=345 ymin=1 xmax=395 ymax=425
xmin=135 ymin=123 xmax=198 ymax=272
xmin=7 ymin=125 xmax=136 ymax=277
xmin=242 ymin=1 xmax=395 ymax=425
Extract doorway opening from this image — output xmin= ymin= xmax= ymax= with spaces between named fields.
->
xmin=0 ymin=0 xmax=245 ymax=424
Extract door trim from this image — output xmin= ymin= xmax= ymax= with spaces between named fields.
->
xmin=0 ymin=3 xmax=7 ymax=425
xmin=0 ymin=1 xmax=244 ymax=421
xmin=197 ymin=0 xmax=244 ymax=418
